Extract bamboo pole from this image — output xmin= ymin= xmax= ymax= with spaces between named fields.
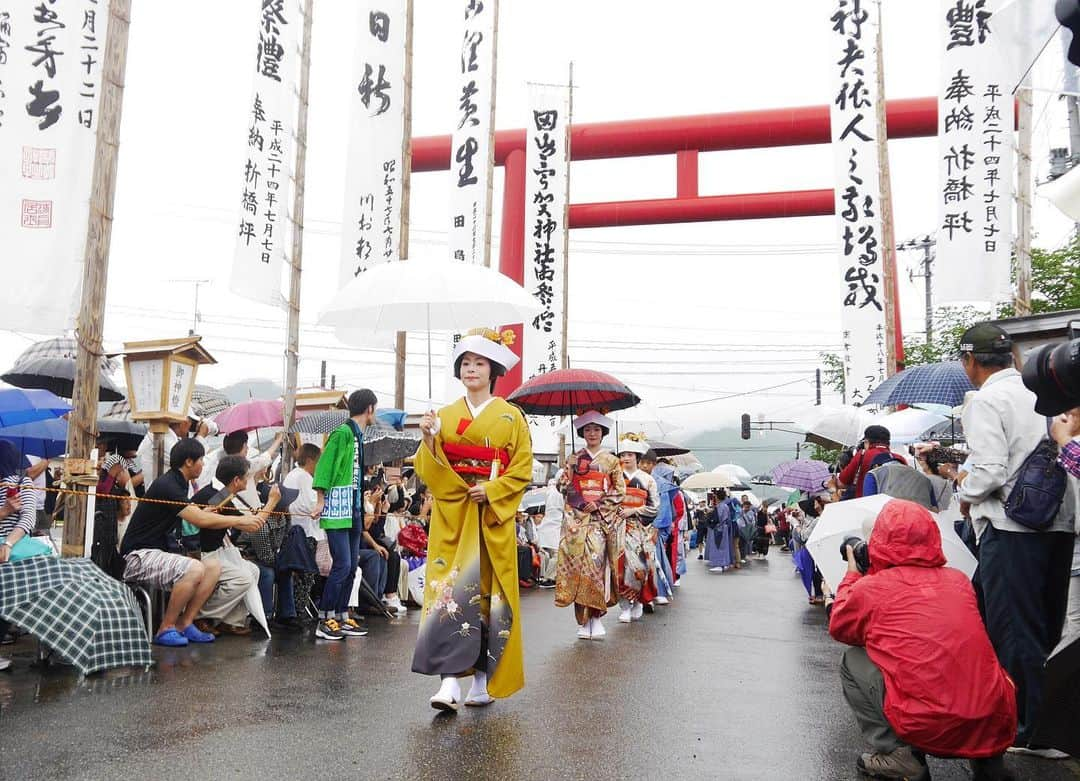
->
xmin=281 ymin=0 xmax=315 ymax=474
xmin=62 ymin=0 xmax=132 ymax=557
xmin=1014 ymin=83 xmax=1034 ymax=316
xmin=394 ymin=0 xmax=415 ymax=411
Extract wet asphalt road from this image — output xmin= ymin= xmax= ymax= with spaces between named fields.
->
xmin=2 ymin=549 xmax=1078 ymax=781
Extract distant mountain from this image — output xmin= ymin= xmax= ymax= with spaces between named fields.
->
xmin=220 ymin=379 xmax=284 ymax=403
xmin=682 ymin=427 xmax=803 ymax=476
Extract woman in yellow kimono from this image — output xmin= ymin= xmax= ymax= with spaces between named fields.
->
xmin=555 ymin=410 xmax=626 ymax=641
xmin=412 ymin=329 xmax=533 ymax=712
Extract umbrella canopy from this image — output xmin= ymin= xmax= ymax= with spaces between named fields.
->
xmin=213 ymin=399 xmax=284 ymax=434
xmin=1 ymin=356 xmax=125 ymax=402
xmin=872 ymin=407 xmax=948 ymax=446
xmin=649 ymin=441 xmax=691 ymax=457
xmin=795 ymin=405 xmax=877 ymax=449
xmin=863 ymin=362 xmax=975 ymax=408
xmin=291 ymin=409 xmax=348 ymax=435
xmin=681 ymin=471 xmax=738 ymax=491
xmin=0 ymin=388 xmax=71 ymax=428
xmin=319 ymin=259 xmax=542 ymax=334
xmin=805 ymin=494 xmax=977 ymax=594
xmin=715 ymin=463 xmax=753 ymax=482
xmin=101 ymin=398 xmax=133 ymax=421
xmin=0 ymin=556 xmax=152 ymax=675
xmin=1032 ymin=633 xmax=1080 ymax=757
xmin=919 ymin=417 xmax=965 ymax=445
xmin=364 ymin=427 xmax=420 ymax=465
xmin=0 ymin=418 xmax=69 ymax=458
xmin=771 ymin=460 xmax=831 ymax=493
xmin=520 ymin=487 xmax=547 ymax=513
xmin=97 ymin=418 xmax=149 ymax=453
xmin=507 ymin=368 xmax=640 ymax=417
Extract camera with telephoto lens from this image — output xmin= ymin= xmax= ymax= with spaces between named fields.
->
xmin=1022 ymin=333 xmax=1080 ymax=417
xmin=909 ymin=445 xmax=967 ymax=476
xmin=840 ymin=536 xmax=871 ymax=575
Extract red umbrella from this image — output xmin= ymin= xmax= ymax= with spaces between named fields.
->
xmin=212 ymin=398 xmax=284 ymax=433
xmin=507 ymin=368 xmax=640 ymax=416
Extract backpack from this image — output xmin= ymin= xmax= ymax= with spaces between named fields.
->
xmin=1003 ymin=438 xmax=1068 ymax=530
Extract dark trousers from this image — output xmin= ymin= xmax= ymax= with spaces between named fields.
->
xmin=320 ymin=525 xmax=362 ymax=615
xmin=256 ymin=563 xmax=296 ymax=620
xmin=383 ymin=547 xmax=401 ymax=596
xmin=977 ymin=524 xmax=1073 ymax=745
xmin=517 ymin=544 xmax=534 ymax=580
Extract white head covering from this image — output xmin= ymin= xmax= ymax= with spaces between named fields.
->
xmin=452 ymin=328 xmax=520 ymax=376
xmin=573 ymin=410 xmax=613 ymax=434
xmin=616 ymin=433 xmax=649 ymax=456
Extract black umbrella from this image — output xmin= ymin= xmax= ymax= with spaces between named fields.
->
xmin=2 ymin=356 xmax=125 ymax=402
xmin=97 ymin=418 xmax=148 ymax=452
xmin=919 ymin=417 xmax=965 ymax=445
xmin=291 ymin=409 xmax=348 ymax=435
xmin=1032 ymin=633 xmax=1080 ymax=757
xmin=649 ymin=440 xmax=691 ymax=457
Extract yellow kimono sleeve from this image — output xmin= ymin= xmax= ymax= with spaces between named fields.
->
xmin=483 ymin=409 xmax=533 ymax=526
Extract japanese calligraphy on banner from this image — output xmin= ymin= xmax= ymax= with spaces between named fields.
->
xmin=448 ymin=0 xmax=496 ymax=265
xmin=521 ymin=83 xmax=569 ymax=387
xmin=935 ymin=0 xmax=1013 ymax=304
xmin=339 ymin=0 xmax=407 ymax=286
xmin=829 ymin=0 xmax=888 ymax=405
xmin=231 ymin=0 xmax=301 ymax=308
xmin=0 ymin=1 xmax=108 ymax=332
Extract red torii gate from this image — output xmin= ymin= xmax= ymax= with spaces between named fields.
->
xmin=411 ymin=96 xmax=939 ymax=392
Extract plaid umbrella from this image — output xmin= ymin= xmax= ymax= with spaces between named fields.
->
xmin=364 ymin=428 xmax=420 ymax=465
xmin=863 ymin=362 xmax=975 ymax=408
xmin=191 ymin=385 xmax=231 ymax=418
xmin=291 ymin=409 xmax=348 ymax=435
xmin=0 ymin=556 xmax=152 ymax=674
xmin=770 ymin=460 xmax=831 ymax=493
xmin=2 ymin=356 xmax=126 ymax=402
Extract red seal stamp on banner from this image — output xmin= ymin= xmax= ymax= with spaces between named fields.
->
xmin=21 ymin=147 xmax=56 ymax=180
xmin=21 ymin=200 xmax=53 ymax=229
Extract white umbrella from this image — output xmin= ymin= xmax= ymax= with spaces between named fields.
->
xmin=321 ymin=260 xmax=543 ymax=397
xmin=681 ymin=471 xmax=738 ymax=491
xmin=872 ymin=407 xmax=948 ymax=446
xmin=715 ymin=463 xmax=753 ymax=483
xmin=806 ymin=494 xmax=977 ymax=594
xmin=795 ymin=405 xmax=877 ymax=448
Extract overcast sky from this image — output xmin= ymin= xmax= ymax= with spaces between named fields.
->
xmin=0 ymin=0 xmax=1073 ymax=434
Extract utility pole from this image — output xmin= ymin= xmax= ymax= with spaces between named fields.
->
xmin=899 ymin=236 xmax=935 ymax=345
xmin=281 ymin=0 xmax=314 ymax=473
xmin=1061 ymin=30 xmax=1080 ymax=237
xmin=874 ymin=1 xmax=901 ymax=375
xmin=557 ymin=61 xmax=574 ymax=467
xmin=319 ymin=360 xmax=327 ymax=389
xmin=63 ymin=0 xmax=132 ymax=557
xmin=393 ymin=0 xmax=415 ymax=411
xmin=1015 ymin=78 xmax=1034 ymax=316
xmin=815 ymin=368 xmax=822 ymax=406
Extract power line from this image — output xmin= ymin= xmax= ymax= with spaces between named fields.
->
xmin=659 ymin=379 xmax=810 ymax=408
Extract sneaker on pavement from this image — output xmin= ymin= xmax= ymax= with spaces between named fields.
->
xmin=0 ymin=655 xmax=12 ymax=671
xmin=338 ymin=617 xmax=368 ymax=637
xmin=181 ymin=623 xmax=216 ymax=643
xmin=856 ymin=746 xmax=929 ymax=780
xmin=654 ymin=596 xmax=670 ymax=605
xmin=382 ymin=597 xmax=408 ymax=616
xmin=1007 ymin=745 xmax=1069 ymax=759
xmin=618 ymin=607 xmax=632 ymax=623
xmin=630 ymin=602 xmax=644 ymax=620
xmin=315 ymin=618 xmax=345 ymax=640
xmin=154 ymin=628 xmax=189 ymax=647
xmin=709 ymin=566 xmax=726 ymax=573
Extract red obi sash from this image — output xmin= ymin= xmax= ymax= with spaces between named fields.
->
xmin=623 ymin=486 xmax=648 ymax=510
xmin=574 ymin=471 xmax=608 ymax=504
xmin=442 ymin=441 xmax=510 ymax=478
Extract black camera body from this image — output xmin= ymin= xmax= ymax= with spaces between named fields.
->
xmin=1022 ymin=336 xmax=1080 ymax=416
xmin=840 ymin=535 xmax=871 ymax=575
xmin=909 ymin=445 xmax=967 ymax=476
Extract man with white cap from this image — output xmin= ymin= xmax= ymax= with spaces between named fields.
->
xmin=555 ymin=410 xmax=626 ymax=640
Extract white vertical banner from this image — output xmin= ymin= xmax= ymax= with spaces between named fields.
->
xmin=231 ymin=0 xmax=302 ymax=308
xmin=829 ymin=0 xmax=888 ymax=405
xmin=339 ymin=0 xmax=407 ymax=286
xmin=522 ymin=83 xmax=568 ymax=386
xmin=936 ymin=0 xmax=1013 ymax=304
xmin=0 ymin=1 xmax=108 ymax=333
xmin=448 ymin=0 xmax=496 ymax=265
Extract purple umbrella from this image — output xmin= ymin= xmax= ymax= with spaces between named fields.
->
xmin=770 ymin=460 xmax=831 ymax=493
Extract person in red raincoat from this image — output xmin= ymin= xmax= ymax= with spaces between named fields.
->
xmin=829 ymin=499 xmax=1016 ymax=781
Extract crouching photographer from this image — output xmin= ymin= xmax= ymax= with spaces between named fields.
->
xmin=828 ymin=499 xmax=1017 ymax=781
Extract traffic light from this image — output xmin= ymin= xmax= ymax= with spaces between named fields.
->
xmin=1058 ymin=0 xmax=1080 ymax=67
xmin=740 ymin=413 xmax=751 ymax=440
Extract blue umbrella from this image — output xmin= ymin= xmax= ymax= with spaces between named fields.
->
xmin=862 ymin=362 xmax=975 ymax=408
xmin=376 ymin=408 xmax=407 ymax=431
xmin=0 ymin=388 xmax=71 ymax=427
xmin=0 ymin=418 xmax=68 ymax=458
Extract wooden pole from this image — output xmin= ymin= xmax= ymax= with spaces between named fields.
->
xmin=558 ymin=62 xmax=574 ymax=468
xmin=483 ymin=0 xmax=500 ymax=269
xmin=62 ymin=0 xmax=132 ymax=557
xmin=394 ymin=0 xmax=415 ymax=411
xmin=874 ymin=1 xmax=900 ymax=376
xmin=1015 ymin=83 xmax=1034 ymax=316
xmin=281 ymin=0 xmax=315 ymax=474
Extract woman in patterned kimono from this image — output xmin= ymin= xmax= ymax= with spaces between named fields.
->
xmin=412 ymin=329 xmax=533 ymax=712
xmin=555 ymin=411 xmax=626 ymax=641
xmin=616 ymin=434 xmax=660 ymax=623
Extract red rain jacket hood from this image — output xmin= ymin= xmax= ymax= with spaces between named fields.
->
xmin=829 ymin=499 xmax=1016 ymax=758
